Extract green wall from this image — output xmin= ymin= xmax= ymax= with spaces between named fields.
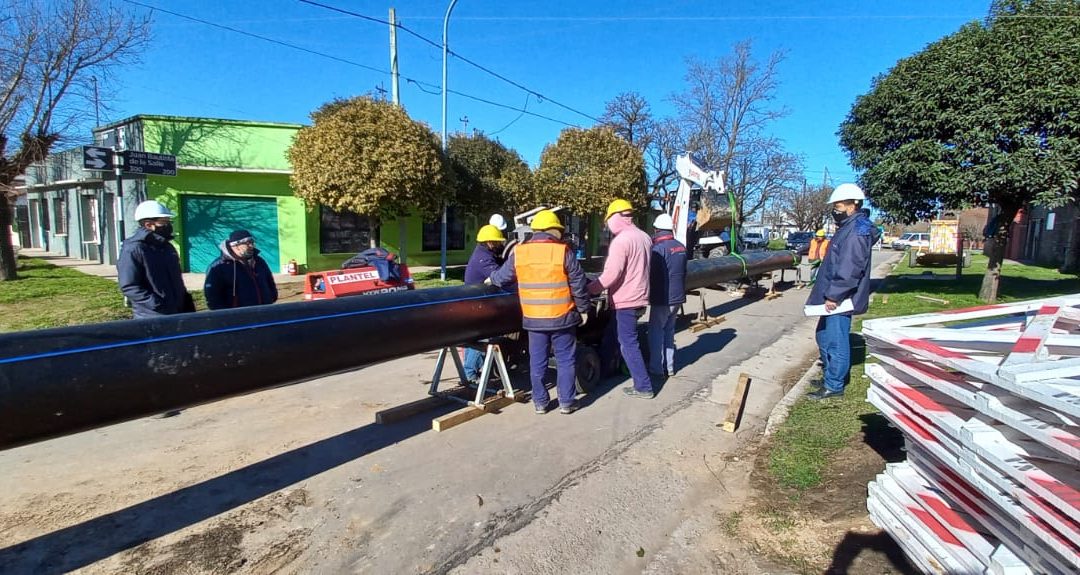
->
xmin=141 ymin=116 xmax=300 ymax=171
xmin=304 ymin=212 xmax=478 ymax=271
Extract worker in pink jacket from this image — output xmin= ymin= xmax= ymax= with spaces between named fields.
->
xmin=588 ymin=199 xmax=655 ymax=398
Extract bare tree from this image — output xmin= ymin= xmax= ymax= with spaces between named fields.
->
xmin=599 ymin=93 xmax=683 ymax=203
xmin=0 ymin=0 xmax=151 ymax=280
xmin=780 ymin=183 xmax=833 ymax=231
xmin=671 ymin=41 xmax=800 ymax=222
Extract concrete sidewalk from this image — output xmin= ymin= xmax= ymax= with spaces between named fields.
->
xmin=20 ymin=248 xmax=307 ymax=291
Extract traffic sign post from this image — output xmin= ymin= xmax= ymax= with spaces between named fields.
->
xmin=121 ymin=151 xmax=176 ymax=176
xmin=82 ymin=146 xmax=114 ymax=171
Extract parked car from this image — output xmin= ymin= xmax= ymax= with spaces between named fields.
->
xmin=741 ymin=232 xmax=768 ymax=250
xmin=891 ymin=232 xmax=930 ymax=250
xmin=785 ymin=231 xmax=814 ymax=256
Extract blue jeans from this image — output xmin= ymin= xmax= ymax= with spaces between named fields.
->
xmin=528 ymin=328 xmax=577 ymax=408
xmin=816 ymin=314 xmax=852 ymax=393
xmin=648 ymin=304 xmax=679 ymax=375
xmin=602 ymin=308 xmax=653 ymax=393
xmin=463 ymin=347 xmax=483 ymax=381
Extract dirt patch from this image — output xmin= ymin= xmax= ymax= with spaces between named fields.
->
xmin=729 ymin=422 xmax=915 ymax=574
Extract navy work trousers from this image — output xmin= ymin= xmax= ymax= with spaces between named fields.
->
xmin=603 ymin=307 xmax=654 ymax=393
xmin=528 ymin=328 xmax=577 ymax=408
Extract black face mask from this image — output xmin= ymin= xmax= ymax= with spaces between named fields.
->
xmin=154 ymin=223 xmax=174 ymax=240
xmin=832 ymin=210 xmax=850 ymax=226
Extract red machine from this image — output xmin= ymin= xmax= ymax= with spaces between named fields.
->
xmin=303 ymin=266 xmax=415 ymax=300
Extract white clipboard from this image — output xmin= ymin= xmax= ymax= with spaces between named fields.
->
xmin=803 ymin=298 xmax=855 ymax=317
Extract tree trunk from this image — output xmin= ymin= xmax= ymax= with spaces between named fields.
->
xmin=979 ymin=205 xmax=1019 ymax=303
xmin=0 ymin=197 xmax=18 ymax=281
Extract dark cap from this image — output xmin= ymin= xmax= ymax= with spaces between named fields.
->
xmin=228 ymin=229 xmax=254 ymax=245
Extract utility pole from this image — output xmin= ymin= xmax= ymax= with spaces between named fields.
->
xmin=440 ymin=0 xmax=460 ymax=281
xmin=389 ymin=8 xmax=406 ymax=263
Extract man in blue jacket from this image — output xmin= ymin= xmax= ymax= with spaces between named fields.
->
xmin=462 ymin=224 xmax=506 ymax=382
xmin=805 ymin=183 xmax=880 ymax=400
xmin=117 ymin=200 xmax=190 ymax=318
xmin=647 ymin=213 xmax=687 ymax=377
xmin=204 ymin=230 xmax=278 ymax=310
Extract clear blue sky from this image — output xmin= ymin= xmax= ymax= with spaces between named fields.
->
xmin=111 ymin=0 xmax=992 ymax=184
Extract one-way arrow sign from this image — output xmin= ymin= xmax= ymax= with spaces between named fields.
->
xmin=82 ymin=146 xmax=114 ymax=171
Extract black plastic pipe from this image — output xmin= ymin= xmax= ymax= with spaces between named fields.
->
xmin=0 ymin=251 xmax=796 ymax=450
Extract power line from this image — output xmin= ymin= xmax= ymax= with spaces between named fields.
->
xmin=297 ymin=0 xmax=600 ymax=123
xmin=121 ymin=0 xmax=389 ymax=76
xmin=120 ymin=0 xmax=575 ymax=131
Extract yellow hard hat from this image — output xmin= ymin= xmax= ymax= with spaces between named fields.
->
xmin=816 ymin=229 xmax=826 ymax=237
xmin=604 ymin=198 xmax=633 ymax=221
xmin=530 ymin=210 xmax=564 ymax=231
xmin=476 ymin=224 xmax=505 ymax=243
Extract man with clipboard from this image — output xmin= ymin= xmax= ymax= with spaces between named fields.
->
xmin=804 ymin=183 xmax=880 ymax=400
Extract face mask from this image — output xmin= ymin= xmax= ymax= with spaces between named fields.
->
xmin=832 ymin=210 xmax=850 ymax=226
xmin=155 ymin=223 xmax=174 ymax=240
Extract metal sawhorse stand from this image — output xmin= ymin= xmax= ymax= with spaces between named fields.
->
xmin=429 ymin=339 xmax=516 ymax=408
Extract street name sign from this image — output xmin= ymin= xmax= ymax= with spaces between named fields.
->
xmin=122 ymin=151 xmax=177 ymax=176
xmin=82 ymin=146 xmax=114 ymax=170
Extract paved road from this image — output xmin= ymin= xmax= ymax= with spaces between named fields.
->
xmin=0 ymin=252 xmax=896 ymax=574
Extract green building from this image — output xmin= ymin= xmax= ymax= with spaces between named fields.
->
xmin=23 ymin=115 xmax=481 ymax=272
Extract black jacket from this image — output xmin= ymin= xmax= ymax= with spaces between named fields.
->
xmin=117 ymin=227 xmax=188 ymax=318
xmin=203 ymin=243 xmax=278 ymax=310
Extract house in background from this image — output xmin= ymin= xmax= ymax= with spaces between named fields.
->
xmin=22 ymin=115 xmax=481 ymax=272
xmin=1002 ymin=202 xmax=1080 ymax=268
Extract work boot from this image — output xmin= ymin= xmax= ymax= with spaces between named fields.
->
xmin=559 ymin=404 xmax=577 ymax=415
xmin=623 ymin=387 xmax=655 ymax=399
xmin=535 ymin=400 xmax=551 ymax=414
xmin=806 ymin=388 xmax=844 ymax=401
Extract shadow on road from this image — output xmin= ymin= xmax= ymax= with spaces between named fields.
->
xmin=0 ymin=407 xmax=456 ymax=574
xmin=825 ymin=530 xmax=917 ymax=575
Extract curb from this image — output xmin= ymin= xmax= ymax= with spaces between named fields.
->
xmin=763 ymin=360 xmax=820 ymax=437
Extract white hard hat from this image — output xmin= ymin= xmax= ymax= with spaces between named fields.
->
xmin=653 ymin=213 xmax=674 ymax=230
xmin=133 ymin=200 xmax=174 ymax=221
xmin=828 ymin=183 xmax=866 ymax=204
xmin=489 ymin=213 xmax=507 ymax=231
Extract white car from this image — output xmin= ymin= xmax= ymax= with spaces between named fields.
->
xmin=741 ymin=232 xmax=768 ymax=250
xmin=891 ymin=232 xmax=929 ymax=250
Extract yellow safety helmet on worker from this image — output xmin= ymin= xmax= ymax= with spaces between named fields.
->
xmin=530 ymin=210 xmax=564 ymax=231
xmin=476 ymin=225 xmax=505 ymax=243
xmin=815 ymin=229 xmax=826 ymax=238
xmin=604 ymin=198 xmax=634 ymax=222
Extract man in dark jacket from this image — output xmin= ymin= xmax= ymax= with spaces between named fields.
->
xmin=489 ymin=210 xmax=590 ymax=414
xmin=647 ymin=213 xmax=688 ymax=377
xmin=462 ymin=224 xmax=506 ymax=382
xmin=117 ymin=200 xmax=190 ymax=319
xmin=805 ymin=184 xmax=880 ymax=400
xmin=204 ymin=230 xmax=278 ymax=310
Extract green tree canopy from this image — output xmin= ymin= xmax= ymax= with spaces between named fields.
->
xmin=288 ymin=97 xmax=451 ymax=229
xmin=838 ymin=0 xmax=1080 ymax=301
xmin=533 ymin=126 xmax=647 ymax=216
xmin=447 ymin=133 xmax=532 ymax=217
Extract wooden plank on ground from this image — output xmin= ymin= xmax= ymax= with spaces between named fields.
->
xmin=375 ymin=386 xmax=467 ymax=424
xmin=432 ymin=394 xmax=517 ymax=432
xmin=721 ymin=373 xmax=752 ymax=433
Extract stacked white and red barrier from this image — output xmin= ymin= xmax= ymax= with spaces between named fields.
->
xmin=862 ymin=296 xmax=1080 ymax=574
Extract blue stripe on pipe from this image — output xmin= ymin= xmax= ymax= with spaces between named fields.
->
xmin=0 ymin=292 xmax=516 ymax=366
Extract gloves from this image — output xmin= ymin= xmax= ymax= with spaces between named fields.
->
xmin=483 ymin=277 xmax=493 ymax=286
xmin=580 ymin=312 xmax=589 ymax=326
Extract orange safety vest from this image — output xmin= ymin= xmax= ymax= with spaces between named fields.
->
xmin=514 ymin=240 xmax=574 ymax=320
xmin=809 ymin=238 xmax=830 ymax=261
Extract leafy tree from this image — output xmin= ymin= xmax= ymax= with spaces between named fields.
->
xmin=533 ymin=126 xmax=647 ymax=216
xmin=839 ymin=0 xmax=1080 ymax=302
xmin=0 ymin=0 xmax=151 ymax=280
xmin=447 ymin=132 xmax=532 ymax=217
xmin=288 ymin=97 xmax=451 ymax=246
xmin=672 ymin=42 xmax=803 ymax=223
xmin=780 ymin=183 xmax=833 ymax=231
